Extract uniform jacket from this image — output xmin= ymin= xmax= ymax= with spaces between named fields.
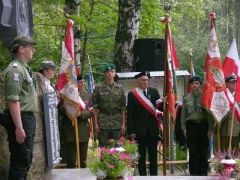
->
xmin=92 ymin=81 xmax=126 ymax=129
xmin=4 ymin=59 xmax=38 ymax=112
xmin=220 ymin=110 xmax=240 ymax=137
xmin=181 ymin=90 xmax=215 ymax=132
xmin=61 ymin=88 xmax=93 ymax=142
xmin=127 ymin=87 xmax=160 ymax=138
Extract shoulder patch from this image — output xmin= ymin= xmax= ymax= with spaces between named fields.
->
xmin=13 ymin=73 xmax=20 ymax=81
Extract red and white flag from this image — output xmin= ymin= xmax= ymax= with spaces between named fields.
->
xmin=161 ymin=17 xmax=178 ymax=119
xmin=56 ymin=19 xmax=85 ymax=123
xmin=201 ymin=13 xmax=230 ymax=123
xmin=222 ymin=39 xmax=240 ymax=122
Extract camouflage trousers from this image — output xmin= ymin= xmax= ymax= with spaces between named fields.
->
xmin=98 ymin=129 xmax=121 ymax=147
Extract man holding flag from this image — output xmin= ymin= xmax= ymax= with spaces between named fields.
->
xmin=218 ymin=74 xmax=240 ymax=151
xmin=221 ymin=39 xmax=240 ymax=152
xmin=127 ymin=71 xmax=162 ymax=176
xmin=56 ymin=19 xmax=84 ymax=168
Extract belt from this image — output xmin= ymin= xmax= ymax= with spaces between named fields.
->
xmin=21 ymin=111 xmax=34 ymax=116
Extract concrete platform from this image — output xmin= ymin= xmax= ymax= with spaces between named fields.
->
xmin=51 ymin=169 xmax=218 ymax=180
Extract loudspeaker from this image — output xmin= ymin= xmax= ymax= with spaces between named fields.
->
xmin=133 ymin=38 xmax=165 ymax=71
xmin=0 ymin=0 xmax=34 ymax=48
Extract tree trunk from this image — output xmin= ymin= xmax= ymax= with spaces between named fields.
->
xmin=114 ymin=0 xmax=141 ymax=72
xmin=65 ymin=0 xmax=81 ymax=70
xmin=233 ymin=0 xmax=240 ymax=47
xmin=81 ymin=0 xmax=95 ymax=75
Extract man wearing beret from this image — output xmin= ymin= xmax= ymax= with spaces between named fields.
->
xmin=181 ymin=75 xmax=214 ymax=175
xmin=60 ymin=75 xmax=93 ymax=168
xmin=92 ymin=64 xmax=126 ymax=147
xmin=4 ymin=35 xmax=38 ymax=179
xmin=127 ymin=71 xmax=162 ymax=176
xmin=218 ymin=73 xmax=240 ymax=151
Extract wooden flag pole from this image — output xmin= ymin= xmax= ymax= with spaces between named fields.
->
xmin=162 ymin=13 xmax=170 ymax=176
xmin=228 ymin=102 xmax=236 ymax=152
xmin=162 ymin=101 xmax=168 ymax=176
xmin=74 ymin=118 xmax=80 ymax=168
xmin=217 ymin=123 xmax=221 ymax=152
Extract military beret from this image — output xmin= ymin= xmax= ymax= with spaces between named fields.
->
xmin=103 ymin=63 xmax=116 ymax=72
xmin=11 ymin=35 xmax=36 ymax=52
xmin=134 ymin=71 xmax=151 ymax=79
xmin=189 ymin=75 xmax=202 ymax=84
xmin=77 ymin=74 xmax=83 ymax=81
xmin=225 ymin=73 xmax=237 ymax=82
xmin=38 ymin=61 xmax=57 ymax=71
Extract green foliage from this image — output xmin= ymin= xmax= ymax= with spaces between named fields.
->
xmin=0 ymin=0 xmax=236 ymax=83
xmin=175 ymin=145 xmax=187 ymax=160
xmin=0 ymin=42 xmax=11 ymax=71
xmin=31 ymin=0 xmax=65 ymax=72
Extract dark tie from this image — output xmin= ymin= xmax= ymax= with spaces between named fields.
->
xmin=27 ymin=66 xmax=37 ymax=89
xmin=143 ymin=90 xmax=147 ymax=98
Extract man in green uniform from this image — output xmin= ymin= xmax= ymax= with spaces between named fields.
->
xmin=181 ymin=75 xmax=214 ymax=176
xmin=92 ymin=64 xmax=126 ymax=147
xmin=61 ymin=75 xmax=93 ymax=168
xmin=4 ymin=36 xmax=38 ymax=180
xmin=219 ymin=73 xmax=240 ymax=152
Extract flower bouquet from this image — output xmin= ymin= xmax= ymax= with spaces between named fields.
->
xmin=90 ymin=137 xmax=138 ymax=179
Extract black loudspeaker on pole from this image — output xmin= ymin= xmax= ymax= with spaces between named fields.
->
xmin=0 ymin=0 xmax=34 ymax=48
xmin=133 ymin=38 xmax=165 ymax=72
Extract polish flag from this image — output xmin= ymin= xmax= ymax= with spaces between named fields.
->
xmin=222 ymin=39 xmax=240 ymax=122
xmin=56 ymin=19 xmax=85 ymax=123
xmin=201 ymin=13 xmax=230 ymax=123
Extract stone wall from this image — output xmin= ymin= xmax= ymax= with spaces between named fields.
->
xmin=0 ymin=73 xmax=51 ymax=180
xmin=0 ymin=73 xmax=9 ymax=180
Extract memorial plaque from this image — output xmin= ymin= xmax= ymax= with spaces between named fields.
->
xmin=43 ymin=92 xmax=61 ymax=168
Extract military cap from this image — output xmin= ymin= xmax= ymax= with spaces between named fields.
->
xmin=134 ymin=71 xmax=151 ymax=79
xmin=77 ymin=74 xmax=83 ymax=81
xmin=11 ymin=35 xmax=36 ymax=52
xmin=188 ymin=75 xmax=202 ymax=84
xmin=38 ymin=61 xmax=57 ymax=71
xmin=225 ymin=73 xmax=237 ymax=82
xmin=103 ymin=63 xmax=116 ymax=72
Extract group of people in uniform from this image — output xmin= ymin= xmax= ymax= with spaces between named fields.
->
xmin=2 ymin=35 xmax=240 ymax=180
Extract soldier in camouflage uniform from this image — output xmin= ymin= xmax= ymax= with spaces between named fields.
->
xmin=219 ymin=74 xmax=240 ymax=152
xmin=4 ymin=36 xmax=38 ymax=180
xmin=92 ymin=64 xmax=126 ymax=147
xmin=61 ymin=75 xmax=93 ymax=168
xmin=181 ymin=75 xmax=214 ymax=176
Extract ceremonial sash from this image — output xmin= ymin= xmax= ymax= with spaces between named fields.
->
xmin=79 ymin=97 xmax=86 ymax=111
xmin=132 ymin=88 xmax=160 ymax=127
xmin=226 ymin=88 xmax=240 ymax=121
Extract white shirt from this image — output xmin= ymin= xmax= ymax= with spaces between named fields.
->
xmin=44 ymin=77 xmax=55 ymax=93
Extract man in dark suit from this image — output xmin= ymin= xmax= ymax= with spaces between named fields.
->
xmin=127 ymin=71 xmax=162 ymax=176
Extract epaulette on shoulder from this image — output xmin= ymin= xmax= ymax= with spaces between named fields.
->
xmin=12 ymin=62 xmax=18 ymax=68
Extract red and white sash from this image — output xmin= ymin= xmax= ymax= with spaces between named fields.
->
xmin=79 ymin=97 xmax=86 ymax=111
xmin=132 ymin=88 xmax=161 ymax=127
xmin=226 ymin=88 xmax=240 ymax=121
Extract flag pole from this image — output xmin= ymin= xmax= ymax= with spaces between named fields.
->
xmin=217 ymin=124 xmax=221 ymax=152
xmin=228 ymin=101 xmax=236 ymax=152
xmin=74 ymin=118 xmax=81 ymax=168
xmin=162 ymin=14 xmax=170 ymax=176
